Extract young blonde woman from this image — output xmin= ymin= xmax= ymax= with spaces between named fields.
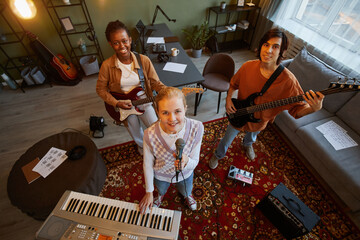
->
xmin=139 ymin=87 xmax=204 ymax=214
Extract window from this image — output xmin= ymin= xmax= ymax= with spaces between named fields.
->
xmin=271 ymin=0 xmax=360 ymax=74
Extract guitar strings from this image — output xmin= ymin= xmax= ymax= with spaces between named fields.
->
xmin=231 ymin=86 xmax=355 ymax=117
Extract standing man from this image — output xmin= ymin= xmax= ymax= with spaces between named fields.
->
xmin=209 ymin=28 xmax=324 ymax=169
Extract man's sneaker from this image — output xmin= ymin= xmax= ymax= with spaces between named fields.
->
xmin=209 ymin=155 xmax=219 ymax=169
xmin=185 ymin=195 xmax=197 ymax=211
xmin=153 ymin=195 xmax=164 ymax=208
xmin=244 ymin=145 xmax=256 ymax=160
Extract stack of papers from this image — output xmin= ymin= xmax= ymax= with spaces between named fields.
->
xmin=316 ymin=120 xmax=358 ymax=150
xmin=22 ymin=147 xmax=68 ymax=184
xmin=33 ymin=147 xmax=68 ymax=178
xmin=163 ymin=62 xmax=187 ymax=73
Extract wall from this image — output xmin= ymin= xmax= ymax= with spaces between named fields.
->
xmin=2 ymin=0 xmax=260 ymax=69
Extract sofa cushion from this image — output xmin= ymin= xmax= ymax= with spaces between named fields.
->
xmin=288 ymin=47 xmax=356 ymax=113
xmin=336 ymin=93 xmax=360 ymax=135
xmin=296 ymin=116 xmax=360 ymax=204
xmin=276 ymin=108 xmax=334 ymax=132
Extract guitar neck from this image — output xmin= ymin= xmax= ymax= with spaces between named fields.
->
xmin=246 ymin=88 xmax=342 ymax=114
xmin=132 ymin=97 xmax=156 ymax=106
xmin=130 ymin=87 xmax=203 ymax=106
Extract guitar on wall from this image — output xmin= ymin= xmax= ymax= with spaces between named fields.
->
xmin=105 ymin=87 xmax=204 ymax=122
xmin=227 ymin=78 xmax=359 ymax=128
xmin=25 ymin=31 xmax=78 ymax=83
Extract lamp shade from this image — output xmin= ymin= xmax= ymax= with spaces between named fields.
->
xmin=9 ymin=0 xmax=37 ymax=19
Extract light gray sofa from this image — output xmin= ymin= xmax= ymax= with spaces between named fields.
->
xmin=275 ymin=47 xmax=360 ymax=212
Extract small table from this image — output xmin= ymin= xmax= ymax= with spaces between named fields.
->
xmin=146 ymin=23 xmax=205 ymax=115
xmin=7 ymin=132 xmax=107 ymax=220
xmin=146 ymin=23 xmax=204 ymax=87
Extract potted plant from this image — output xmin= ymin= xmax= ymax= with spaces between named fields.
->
xmin=182 ymin=21 xmax=214 ymax=58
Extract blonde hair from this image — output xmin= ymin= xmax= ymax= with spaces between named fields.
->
xmin=155 ymin=87 xmax=186 ymax=111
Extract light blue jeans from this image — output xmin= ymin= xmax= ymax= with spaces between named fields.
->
xmin=214 ymin=124 xmax=260 ymax=159
xmin=154 ymin=172 xmax=194 ymax=198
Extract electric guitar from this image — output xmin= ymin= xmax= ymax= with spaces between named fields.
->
xmin=25 ymin=31 xmax=78 ymax=82
xmin=227 ymin=78 xmax=359 ymax=128
xmin=105 ymin=87 xmax=204 ymax=122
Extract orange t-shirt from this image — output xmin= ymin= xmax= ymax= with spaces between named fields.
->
xmin=230 ymin=60 xmax=307 ymax=132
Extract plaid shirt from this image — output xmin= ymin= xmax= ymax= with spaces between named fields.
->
xmin=143 ymin=117 xmax=204 ymax=185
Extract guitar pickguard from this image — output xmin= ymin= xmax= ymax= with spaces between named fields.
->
xmin=117 ymin=107 xmax=144 ymax=122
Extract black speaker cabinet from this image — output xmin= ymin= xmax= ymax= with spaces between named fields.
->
xmin=257 ymin=182 xmax=320 ymax=239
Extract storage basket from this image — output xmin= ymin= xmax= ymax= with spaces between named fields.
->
xmin=21 ymin=67 xmax=35 ymax=85
xmin=80 ymin=55 xmax=99 ymax=76
xmin=30 ymin=66 xmax=46 ymax=84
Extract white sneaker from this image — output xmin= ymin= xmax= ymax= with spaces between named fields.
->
xmin=185 ymin=195 xmax=197 ymax=211
xmin=244 ymin=145 xmax=255 ymax=160
xmin=209 ymin=155 xmax=219 ymax=169
xmin=153 ymin=194 xmax=164 ymax=208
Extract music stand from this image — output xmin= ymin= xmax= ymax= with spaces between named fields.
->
xmin=135 ymin=20 xmax=153 ymax=55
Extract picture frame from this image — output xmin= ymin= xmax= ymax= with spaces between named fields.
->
xmin=60 ymin=17 xmax=75 ymax=32
xmin=237 ymin=0 xmax=245 ymax=6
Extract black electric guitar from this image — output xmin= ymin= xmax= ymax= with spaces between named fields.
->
xmin=105 ymin=87 xmax=204 ymax=122
xmin=227 ymin=78 xmax=359 ymax=128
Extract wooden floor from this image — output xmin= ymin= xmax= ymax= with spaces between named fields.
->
xmin=0 ymin=49 xmax=359 ymax=239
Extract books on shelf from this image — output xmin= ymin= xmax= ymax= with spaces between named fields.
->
xmin=215 ymin=26 xmax=228 ymax=33
xmin=237 ymin=20 xmax=249 ymax=29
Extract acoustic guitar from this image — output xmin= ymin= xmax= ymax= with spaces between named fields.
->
xmin=227 ymin=78 xmax=359 ymax=128
xmin=25 ymin=31 xmax=78 ymax=82
xmin=105 ymin=87 xmax=204 ymax=122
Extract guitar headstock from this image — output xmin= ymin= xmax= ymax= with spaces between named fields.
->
xmin=329 ymin=76 xmax=359 ymax=91
xmin=181 ymin=87 xmax=205 ymax=96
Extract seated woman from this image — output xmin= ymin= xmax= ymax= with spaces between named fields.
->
xmin=96 ymin=20 xmax=165 ymax=154
xmin=139 ymin=87 xmax=204 ymax=213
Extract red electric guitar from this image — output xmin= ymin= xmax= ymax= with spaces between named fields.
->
xmin=105 ymin=87 xmax=204 ymax=122
xmin=26 ymin=31 xmax=78 ymax=82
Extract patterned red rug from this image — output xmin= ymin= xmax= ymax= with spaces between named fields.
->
xmin=99 ymin=117 xmax=360 ymax=240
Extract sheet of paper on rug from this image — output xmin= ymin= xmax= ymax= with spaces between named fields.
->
xmin=147 ymin=37 xmax=165 ymax=44
xmin=163 ymin=62 xmax=187 ymax=73
xmin=316 ymin=120 xmax=358 ymax=150
xmin=32 ymin=147 xmax=68 ymax=178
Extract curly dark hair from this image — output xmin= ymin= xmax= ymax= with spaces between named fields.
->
xmin=256 ymin=28 xmax=289 ymax=65
xmin=105 ymin=20 xmax=131 ymax=42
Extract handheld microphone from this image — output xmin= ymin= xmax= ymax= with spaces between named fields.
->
xmin=175 ymin=138 xmax=185 ymax=181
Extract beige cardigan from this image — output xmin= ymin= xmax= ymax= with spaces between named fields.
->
xmin=96 ymin=52 xmax=165 ymax=107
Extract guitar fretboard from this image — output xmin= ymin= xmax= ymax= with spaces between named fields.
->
xmin=237 ymin=85 xmax=357 ymax=116
xmin=132 ymin=97 xmax=156 ymax=106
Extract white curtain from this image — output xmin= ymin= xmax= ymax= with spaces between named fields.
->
xmin=270 ymin=0 xmax=360 ymax=78
xmin=250 ymin=0 xmax=283 ymax=51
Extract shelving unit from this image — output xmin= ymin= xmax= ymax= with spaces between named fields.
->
xmin=0 ymin=2 xmax=49 ymax=92
xmin=207 ymin=5 xmax=260 ymax=53
xmin=42 ymin=0 xmax=104 ymax=73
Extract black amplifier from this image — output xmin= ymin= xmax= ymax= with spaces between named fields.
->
xmin=257 ymin=182 xmax=320 ymax=239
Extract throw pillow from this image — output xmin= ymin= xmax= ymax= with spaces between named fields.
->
xmin=287 ymin=47 xmax=356 ymax=113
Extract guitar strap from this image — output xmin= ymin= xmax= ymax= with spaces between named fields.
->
xmin=134 ymin=52 xmax=146 ymax=90
xmin=259 ymin=64 xmax=284 ymax=96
